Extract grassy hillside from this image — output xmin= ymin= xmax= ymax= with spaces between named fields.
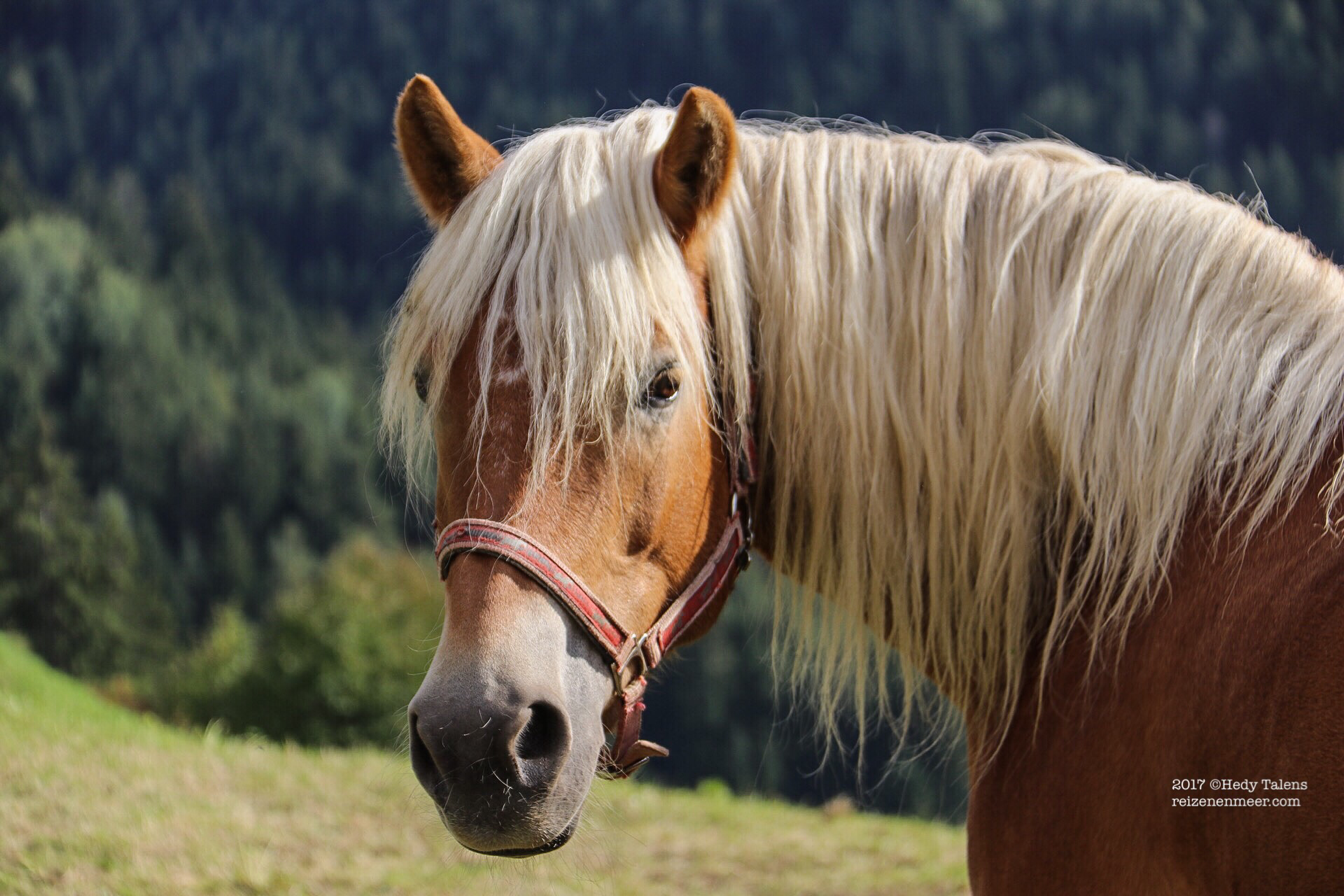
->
xmin=0 ymin=633 xmax=968 ymax=895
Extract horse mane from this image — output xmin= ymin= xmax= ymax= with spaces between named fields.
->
xmin=382 ymin=105 xmax=1344 ymax=742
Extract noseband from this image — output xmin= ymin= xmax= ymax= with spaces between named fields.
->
xmin=434 ymin=401 xmax=757 ymax=777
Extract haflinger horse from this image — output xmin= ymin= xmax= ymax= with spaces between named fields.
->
xmin=382 ymin=74 xmax=1344 ymax=891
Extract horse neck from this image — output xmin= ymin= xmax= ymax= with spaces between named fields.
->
xmin=716 ymin=125 xmax=1344 ymax=725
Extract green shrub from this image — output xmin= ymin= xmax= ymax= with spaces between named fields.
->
xmin=149 ymin=535 xmax=441 ymax=747
xmin=149 ymin=604 xmax=257 ymax=730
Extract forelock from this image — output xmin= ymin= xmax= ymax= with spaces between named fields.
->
xmin=380 ymin=106 xmax=714 ymax=499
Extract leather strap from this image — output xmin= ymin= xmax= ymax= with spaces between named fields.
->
xmin=435 ymin=519 xmax=639 ymax=667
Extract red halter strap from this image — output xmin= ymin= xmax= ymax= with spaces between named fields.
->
xmin=434 ymin=411 xmax=756 ymax=777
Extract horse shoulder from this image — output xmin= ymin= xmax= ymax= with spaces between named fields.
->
xmin=967 ymin=460 xmax=1344 ymax=894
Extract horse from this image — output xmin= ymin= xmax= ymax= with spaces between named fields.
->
xmin=381 ymin=74 xmax=1344 ymax=892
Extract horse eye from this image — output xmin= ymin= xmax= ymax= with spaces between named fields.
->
xmin=413 ymin=365 xmax=429 ymax=403
xmin=643 ymin=368 xmax=679 ymax=409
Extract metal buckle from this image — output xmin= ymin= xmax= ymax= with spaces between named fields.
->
xmin=615 ymin=756 xmax=651 ymax=777
xmin=598 ymin=746 xmax=654 ymax=779
xmin=609 ymin=632 xmax=650 ymax=692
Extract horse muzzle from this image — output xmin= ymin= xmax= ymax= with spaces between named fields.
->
xmin=408 ymin=684 xmax=580 ymax=855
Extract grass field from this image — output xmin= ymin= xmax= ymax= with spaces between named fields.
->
xmin=0 ymin=632 xmax=968 ymax=895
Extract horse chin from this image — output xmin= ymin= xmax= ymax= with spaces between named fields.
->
xmin=456 ymin=814 xmax=580 ymax=858
xmin=438 ymin=743 xmax=599 ymax=857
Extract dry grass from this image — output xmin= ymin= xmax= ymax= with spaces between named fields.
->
xmin=0 ymin=633 xmax=968 ymax=895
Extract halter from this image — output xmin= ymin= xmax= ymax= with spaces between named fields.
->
xmin=433 ymin=399 xmax=757 ymax=777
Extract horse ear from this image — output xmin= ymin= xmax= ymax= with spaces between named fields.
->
xmin=394 ymin=75 xmax=501 ymax=227
xmin=654 ymin=87 xmax=737 ymax=244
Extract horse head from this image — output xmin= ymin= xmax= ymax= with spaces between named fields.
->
xmin=389 ymin=75 xmax=745 ymax=856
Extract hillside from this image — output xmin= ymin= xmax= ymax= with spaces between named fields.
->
xmin=0 ymin=633 xmax=969 ymax=895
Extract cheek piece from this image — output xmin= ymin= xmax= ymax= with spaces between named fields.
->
xmin=434 ymin=396 xmax=757 ymax=777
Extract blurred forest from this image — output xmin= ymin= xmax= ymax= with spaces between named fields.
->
xmin=2 ymin=0 xmax=1341 ymax=821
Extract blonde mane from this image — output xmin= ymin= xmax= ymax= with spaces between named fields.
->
xmin=382 ymin=106 xmax=1344 ymax=739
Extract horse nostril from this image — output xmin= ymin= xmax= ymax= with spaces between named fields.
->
xmin=408 ymin=696 xmax=571 ymax=800
xmin=408 ymin=710 xmax=444 ymax=792
xmin=515 ymin=702 xmax=560 ymax=760
xmin=512 ymin=701 xmax=569 ymax=785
